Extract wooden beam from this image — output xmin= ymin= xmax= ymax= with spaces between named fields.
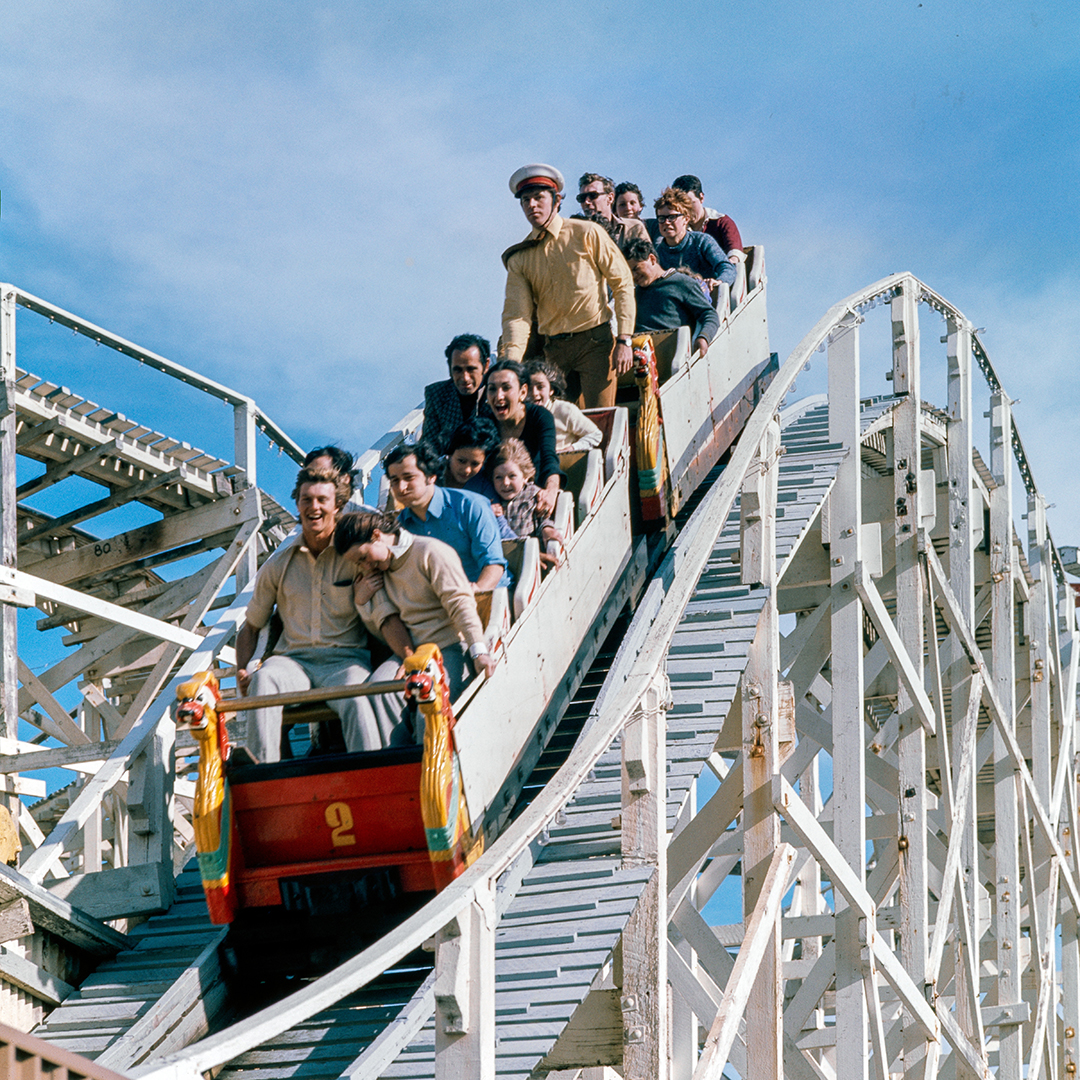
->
xmin=825 ymin=312 xmax=869 ymax=1080
xmin=48 ymin=859 xmax=174 ymax=920
xmin=17 ymin=657 xmax=90 ymax=746
xmin=0 ymin=863 xmax=127 ymax=956
xmin=693 ymin=843 xmax=795 ymax=1080
xmin=18 ymin=578 xmax=255 ymax=884
xmin=19 ymin=467 xmax=184 ymax=542
xmin=117 ymin=515 xmax=260 ymax=735
xmin=3 ymin=567 xmax=204 ymax=651
xmin=434 ymin=882 xmax=496 ymax=1080
xmin=28 ymin=489 xmax=256 ymax=587
xmin=740 ymin=415 xmax=782 ymax=1080
xmin=0 ymin=947 xmax=75 ymax=1005
xmin=537 ymin=987 xmax=622 ymax=1073
xmin=96 ymin=928 xmax=229 ymax=1071
xmin=924 ymin=543 xmax=1080 ymax=912
xmin=667 ymin=752 xmax=744 ymax=901
xmin=16 ymin=561 xmax=219 ymax=716
xmin=854 ymin=564 xmax=936 ymax=735
xmin=621 ymin=670 xmax=669 ymax=1080
xmin=927 ymin=673 xmax=984 ymax=979
xmin=0 ymin=290 xmax=16 ymax=816
xmin=0 ymin=898 xmax=32 ymax=944
xmin=0 ymin=739 xmax=122 ymax=775
xmin=935 ymin=999 xmax=991 ymax=1079
xmin=891 ymin=302 xmax=927 ymax=1037
xmin=15 ymin=435 xmax=110 ymax=499
xmin=15 ymin=415 xmax=67 ymax=451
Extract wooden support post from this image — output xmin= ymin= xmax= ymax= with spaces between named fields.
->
xmin=1028 ymin=490 xmax=1058 ymax=1075
xmin=621 ymin=669 xmax=670 ymax=1080
xmin=434 ymin=881 xmax=496 ymax=1080
xmin=1062 ymin=790 xmax=1080 ymax=1080
xmin=827 ymin=312 xmax=868 ymax=1079
xmin=670 ymin=785 xmax=697 ymax=1080
xmin=989 ymin=390 xmax=1022 ymax=1080
xmin=942 ymin=312 xmax=984 ymax=1078
xmin=125 ymin=720 xmax=176 ymax=914
xmin=233 ymin=401 xmax=258 ymax=591
xmin=796 ymin=753 xmax=824 ymax=1041
xmin=740 ymin=414 xmax=782 ymax=1079
xmin=894 ymin=362 xmax=931 ymax=1075
xmin=0 ymin=288 xmax=17 ymax=814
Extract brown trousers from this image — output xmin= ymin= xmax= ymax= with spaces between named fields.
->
xmin=543 ymin=323 xmax=616 ymax=409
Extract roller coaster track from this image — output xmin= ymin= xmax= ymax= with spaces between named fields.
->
xmin=9 ymin=271 xmax=1079 ymax=1080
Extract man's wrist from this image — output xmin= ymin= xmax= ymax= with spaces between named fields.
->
xmin=616 ymin=335 xmax=632 ymax=346
xmin=468 ymin=641 xmax=490 ymax=659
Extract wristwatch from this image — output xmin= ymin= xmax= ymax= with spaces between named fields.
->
xmin=616 ymin=335 xmax=632 ymax=346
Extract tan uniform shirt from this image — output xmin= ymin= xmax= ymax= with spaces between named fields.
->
xmin=245 ymin=533 xmax=365 ymax=652
xmin=359 ymin=531 xmax=485 ymax=652
xmin=501 ymin=215 xmax=635 ymax=362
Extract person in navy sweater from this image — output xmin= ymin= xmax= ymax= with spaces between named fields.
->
xmin=625 ymin=238 xmax=721 ymax=361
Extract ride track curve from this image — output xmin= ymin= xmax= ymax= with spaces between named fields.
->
xmin=20 ymin=271 xmax=1079 ymax=1080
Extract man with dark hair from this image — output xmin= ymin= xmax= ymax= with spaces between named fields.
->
xmin=383 ymin=443 xmax=509 ymax=592
xmin=302 ymin=445 xmax=375 ymax=512
xmin=501 ymin=163 xmax=635 ymax=409
xmin=422 ymin=332 xmax=492 ymax=456
xmin=304 ymin=445 xmax=356 ymax=483
xmin=670 ymin=174 xmax=744 ymax=260
xmin=235 ymin=467 xmax=405 ymax=761
xmin=573 ymin=173 xmax=649 ymax=250
xmin=624 ymin=238 xmax=721 ymax=361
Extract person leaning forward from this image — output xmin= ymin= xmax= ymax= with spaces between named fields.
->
xmin=234 ymin=466 xmax=407 ymax=762
xmin=500 ymin=163 xmax=635 ymax=410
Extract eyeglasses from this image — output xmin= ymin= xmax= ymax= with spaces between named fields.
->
xmin=656 ymin=213 xmax=684 ymax=223
xmin=576 ymin=190 xmax=609 ymax=204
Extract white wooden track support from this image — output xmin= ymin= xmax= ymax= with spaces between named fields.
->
xmin=0 ymin=284 xmax=304 ymax=1030
xmin=19 ymin=273 xmax=1080 ymax=1080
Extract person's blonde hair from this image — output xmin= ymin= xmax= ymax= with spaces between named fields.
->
xmin=490 ymin=438 xmax=536 ymax=481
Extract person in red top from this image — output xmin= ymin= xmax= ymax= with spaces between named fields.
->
xmin=671 ymin=174 xmax=744 ymax=263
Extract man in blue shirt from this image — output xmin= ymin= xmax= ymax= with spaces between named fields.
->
xmin=384 ymin=442 xmax=510 ymax=591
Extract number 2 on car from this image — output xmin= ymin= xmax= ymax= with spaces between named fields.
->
xmin=325 ymin=802 xmax=357 ymax=847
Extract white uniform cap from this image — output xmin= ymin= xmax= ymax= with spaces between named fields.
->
xmin=509 ymin=163 xmax=565 ymax=197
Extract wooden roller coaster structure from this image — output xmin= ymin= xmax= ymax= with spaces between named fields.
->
xmin=0 ymin=265 xmax=1076 ymax=1080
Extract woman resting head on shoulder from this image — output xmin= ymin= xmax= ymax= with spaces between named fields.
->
xmin=484 ymin=358 xmax=563 ymax=518
xmin=334 ymin=510 xmax=496 ymax=693
xmin=524 ymin=359 xmax=602 ymax=454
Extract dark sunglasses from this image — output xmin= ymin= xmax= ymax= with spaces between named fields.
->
xmin=576 ymin=190 xmax=610 ymax=204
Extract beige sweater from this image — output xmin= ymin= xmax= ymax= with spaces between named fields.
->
xmin=358 ymin=530 xmax=484 ymax=651
xmin=548 ymin=398 xmax=603 ymax=453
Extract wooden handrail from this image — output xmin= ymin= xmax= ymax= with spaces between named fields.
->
xmin=216 ymin=679 xmax=407 ymax=714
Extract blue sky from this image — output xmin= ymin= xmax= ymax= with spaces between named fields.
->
xmin=0 ymin=1 xmax=1076 ymax=524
